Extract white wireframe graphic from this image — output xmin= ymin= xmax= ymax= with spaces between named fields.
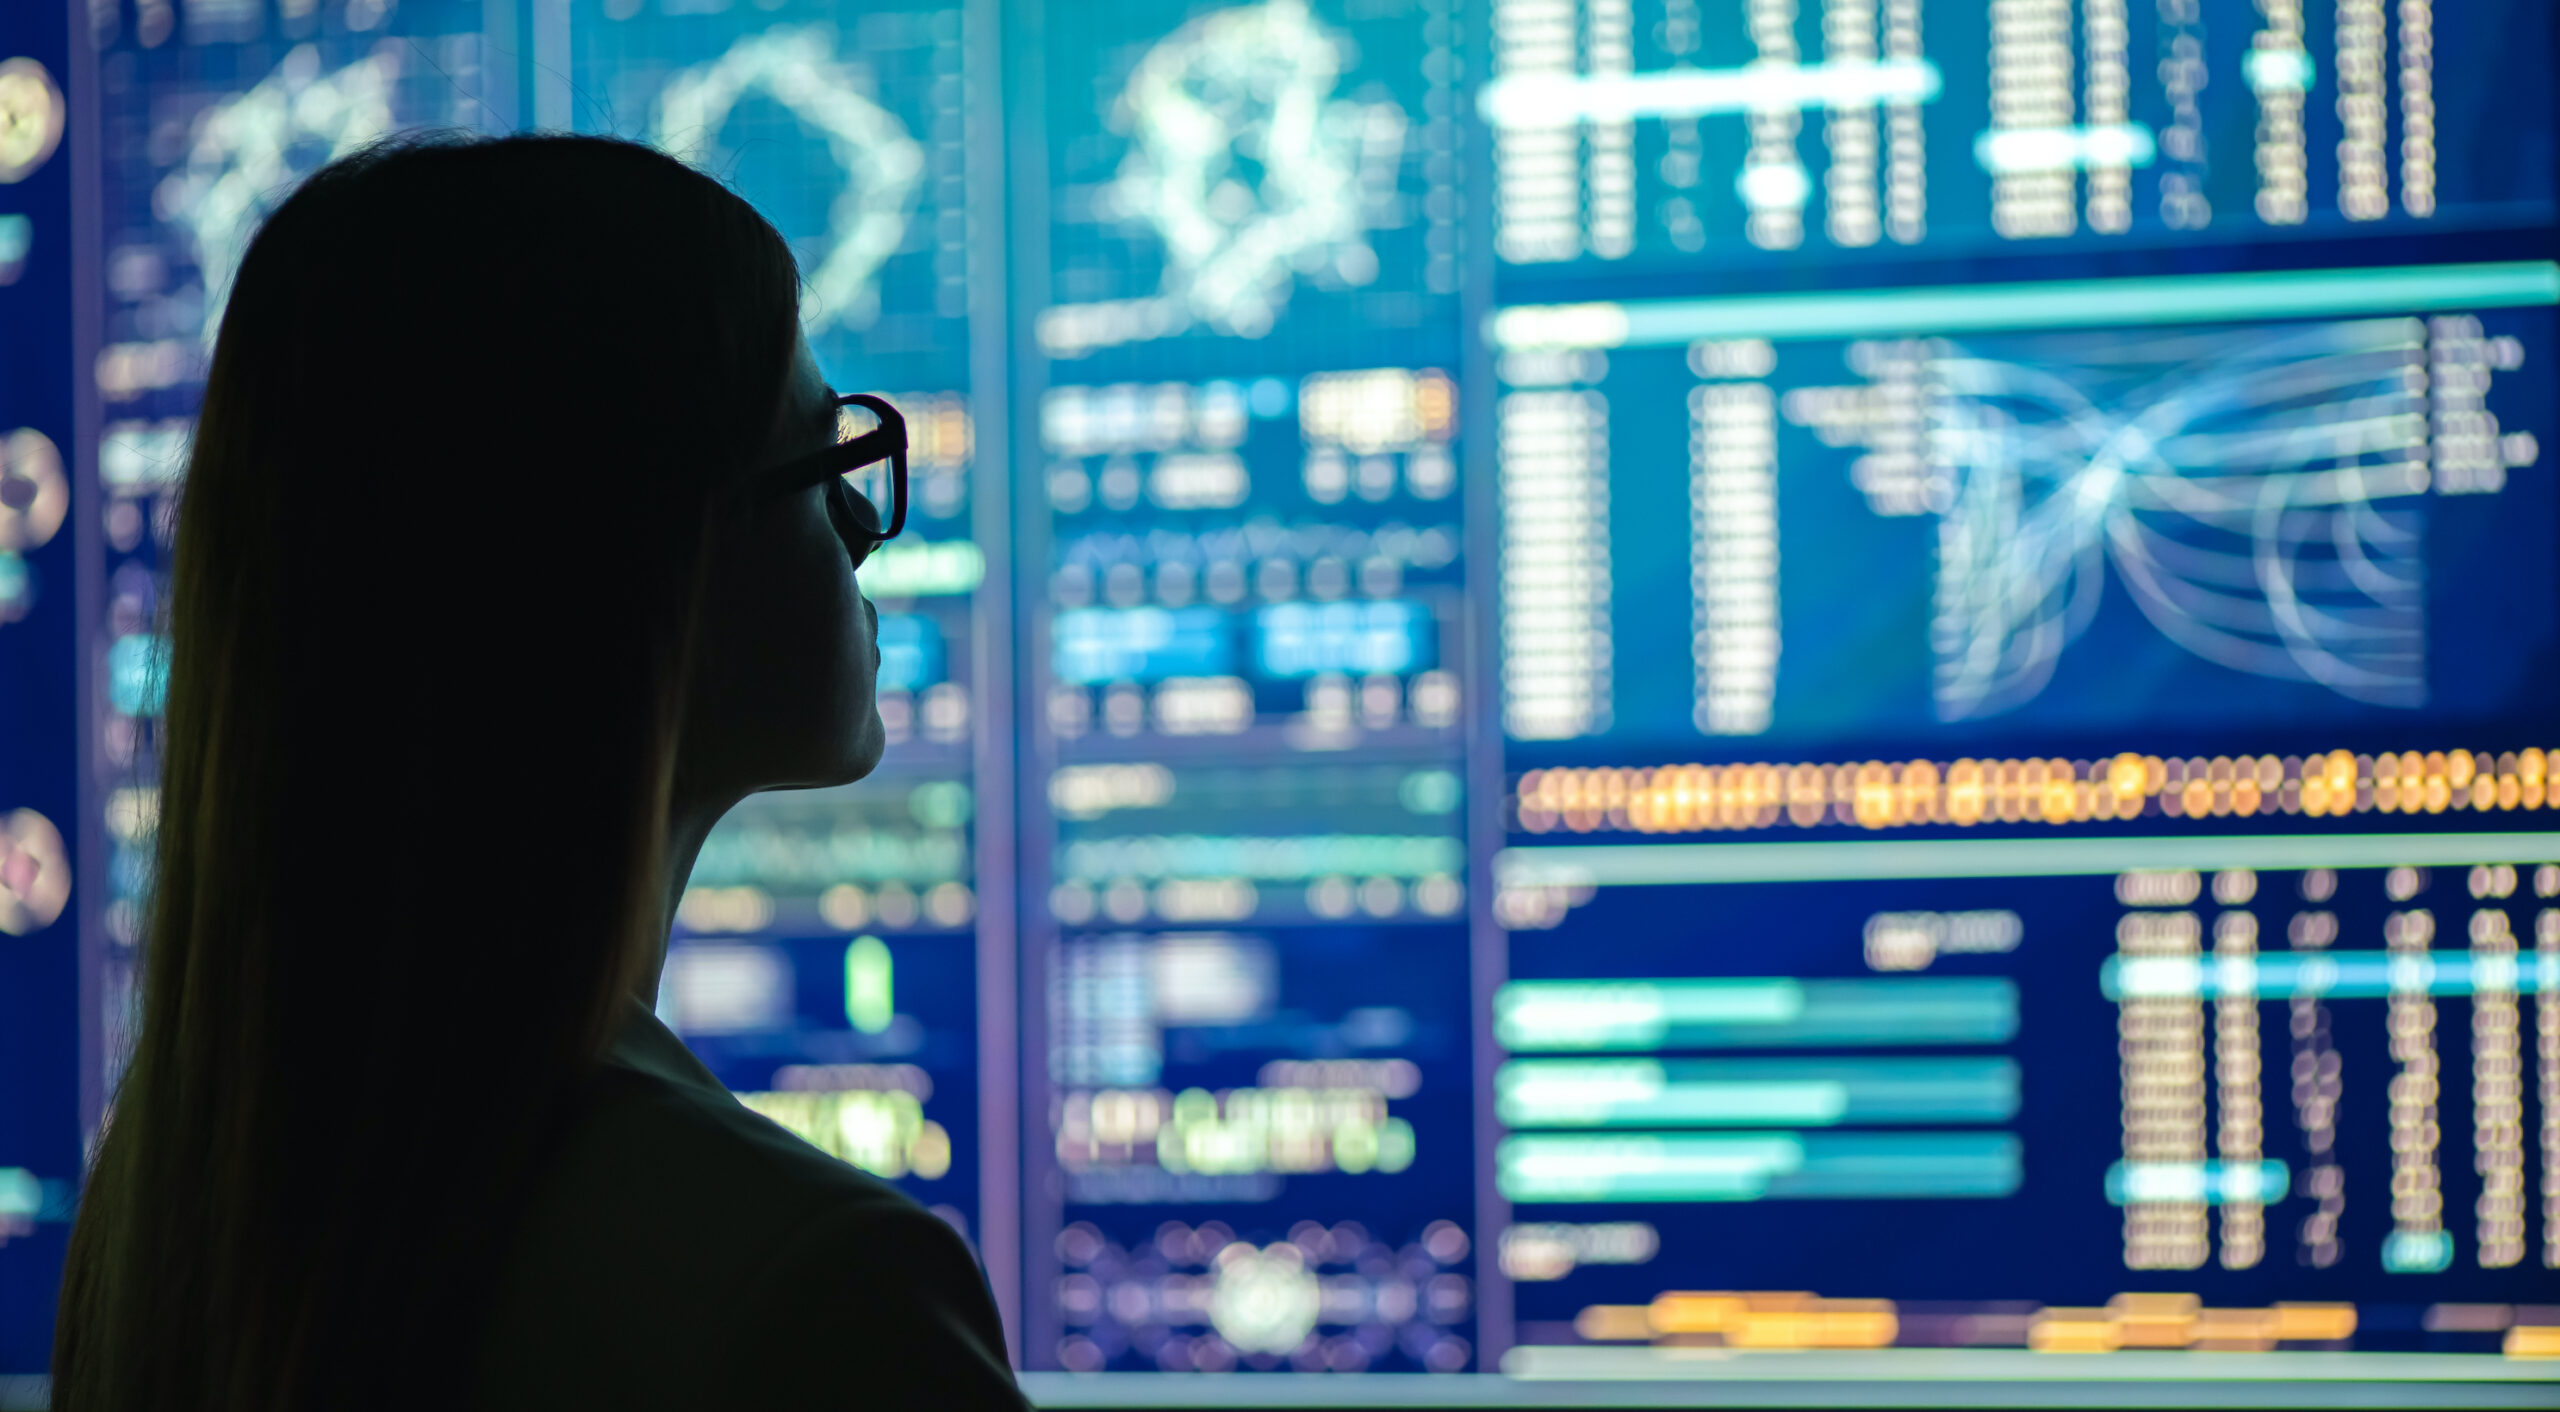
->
xmin=164 ymin=44 xmax=399 ymax=347
xmin=653 ymin=25 xmax=924 ymax=334
xmin=1038 ymin=0 xmax=1406 ymax=356
xmin=1929 ymin=317 xmax=2431 ymax=720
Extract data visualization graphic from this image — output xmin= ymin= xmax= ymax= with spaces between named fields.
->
xmin=650 ymin=25 xmax=922 ymax=336
xmin=1039 ymin=0 xmax=1462 ymax=370
xmin=1486 ymin=0 xmax=2555 ymax=280
xmin=1477 ymin=4 xmax=2560 ymax=1373
xmin=18 ymin=0 xmax=2560 ymax=1394
xmin=1491 ymin=839 xmax=2560 ymax=1360
xmin=1493 ymin=269 xmax=2558 ymax=749
xmin=1921 ymin=317 xmax=2447 ymax=720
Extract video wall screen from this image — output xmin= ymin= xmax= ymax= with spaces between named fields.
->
xmin=4 ymin=0 xmax=2556 ymax=1389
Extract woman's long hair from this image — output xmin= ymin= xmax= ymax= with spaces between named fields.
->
xmin=52 ymin=134 xmax=801 ymax=1409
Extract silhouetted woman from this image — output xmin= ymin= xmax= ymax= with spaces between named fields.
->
xmin=51 ymin=134 xmax=1024 ymax=1410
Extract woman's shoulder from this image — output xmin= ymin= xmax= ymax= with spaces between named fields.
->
xmin=468 ymin=1016 xmax=1022 ymax=1410
xmin=564 ymin=1052 xmax=919 ymax=1228
xmin=562 ymin=998 xmax=952 ymax=1246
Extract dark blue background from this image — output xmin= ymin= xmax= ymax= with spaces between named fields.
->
xmin=0 ymin=0 xmax=80 ymax=1374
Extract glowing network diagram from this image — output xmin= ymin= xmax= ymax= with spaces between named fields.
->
xmin=1041 ymin=0 xmax=1407 ymax=356
xmin=1927 ymin=320 xmax=2441 ymax=720
xmin=161 ymin=45 xmax=400 ymax=346
xmin=650 ymin=25 xmax=925 ymax=335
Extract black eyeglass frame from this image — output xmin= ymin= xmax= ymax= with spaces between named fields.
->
xmin=754 ymin=391 xmax=909 ymax=547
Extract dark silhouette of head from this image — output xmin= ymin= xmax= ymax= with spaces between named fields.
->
xmin=54 ymin=132 xmax=882 ymax=1409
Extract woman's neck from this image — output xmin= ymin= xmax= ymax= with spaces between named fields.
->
xmin=643 ymin=791 xmax=734 ymax=1006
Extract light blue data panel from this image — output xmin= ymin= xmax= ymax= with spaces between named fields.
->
xmin=1255 ymin=601 xmax=1436 ymax=680
xmin=1029 ymin=0 xmax=1471 ymax=753
xmin=1037 ymin=371 xmax=1465 ymax=751
xmin=876 ymin=611 xmax=949 ymax=694
xmin=1485 ymin=0 xmax=2556 ymax=281
xmin=1021 ymin=0 xmax=1479 ymax=1376
xmin=1053 ymin=605 xmax=1234 ymax=686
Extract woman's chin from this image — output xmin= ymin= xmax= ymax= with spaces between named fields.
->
xmin=839 ymin=709 xmax=889 ymax=782
xmin=755 ymin=706 xmax=887 ymax=791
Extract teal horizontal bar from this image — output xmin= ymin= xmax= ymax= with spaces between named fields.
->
xmin=1499 ymin=1131 xmax=2022 ymax=1203
xmin=1498 ymin=1057 xmax=2020 ymax=1127
xmin=1496 ymin=978 xmax=2018 ymax=1052
xmin=2105 ymin=950 xmax=2555 ymax=1000
xmin=1488 ymin=260 xmax=2560 ymax=348
xmin=1059 ymin=833 xmax=1465 ymax=882
xmin=1496 ymin=832 xmax=2560 ymax=889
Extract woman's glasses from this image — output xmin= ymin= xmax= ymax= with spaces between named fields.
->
xmin=755 ymin=392 xmax=907 ymax=566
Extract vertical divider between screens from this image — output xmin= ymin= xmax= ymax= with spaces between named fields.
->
xmin=478 ymin=0 xmax=523 ymax=132
xmin=528 ymin=0 xmax=571 ymax=131
xmin=1454 ymin=0 xmax=1511 ymax=1367
xmin=997 ymin=0 xmax=1057 ymax=1370
xmin=963 ymin=0 xmax=1023 ymax=1362
xmin=66 ymin=0 xmax=107 ymax=1159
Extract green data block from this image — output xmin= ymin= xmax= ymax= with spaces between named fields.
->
xmin=845 ymin=935 xmax=893 ymax=1035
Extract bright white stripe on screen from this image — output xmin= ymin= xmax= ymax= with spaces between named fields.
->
xmin=1478 ymin=60 xmax=1942 ymax=128
xmin=1973 ymin=123 xmax=2157 ymax=174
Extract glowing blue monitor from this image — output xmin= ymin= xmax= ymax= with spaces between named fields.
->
xmin=15 ymin=0 xmax=2560 ymax=1401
